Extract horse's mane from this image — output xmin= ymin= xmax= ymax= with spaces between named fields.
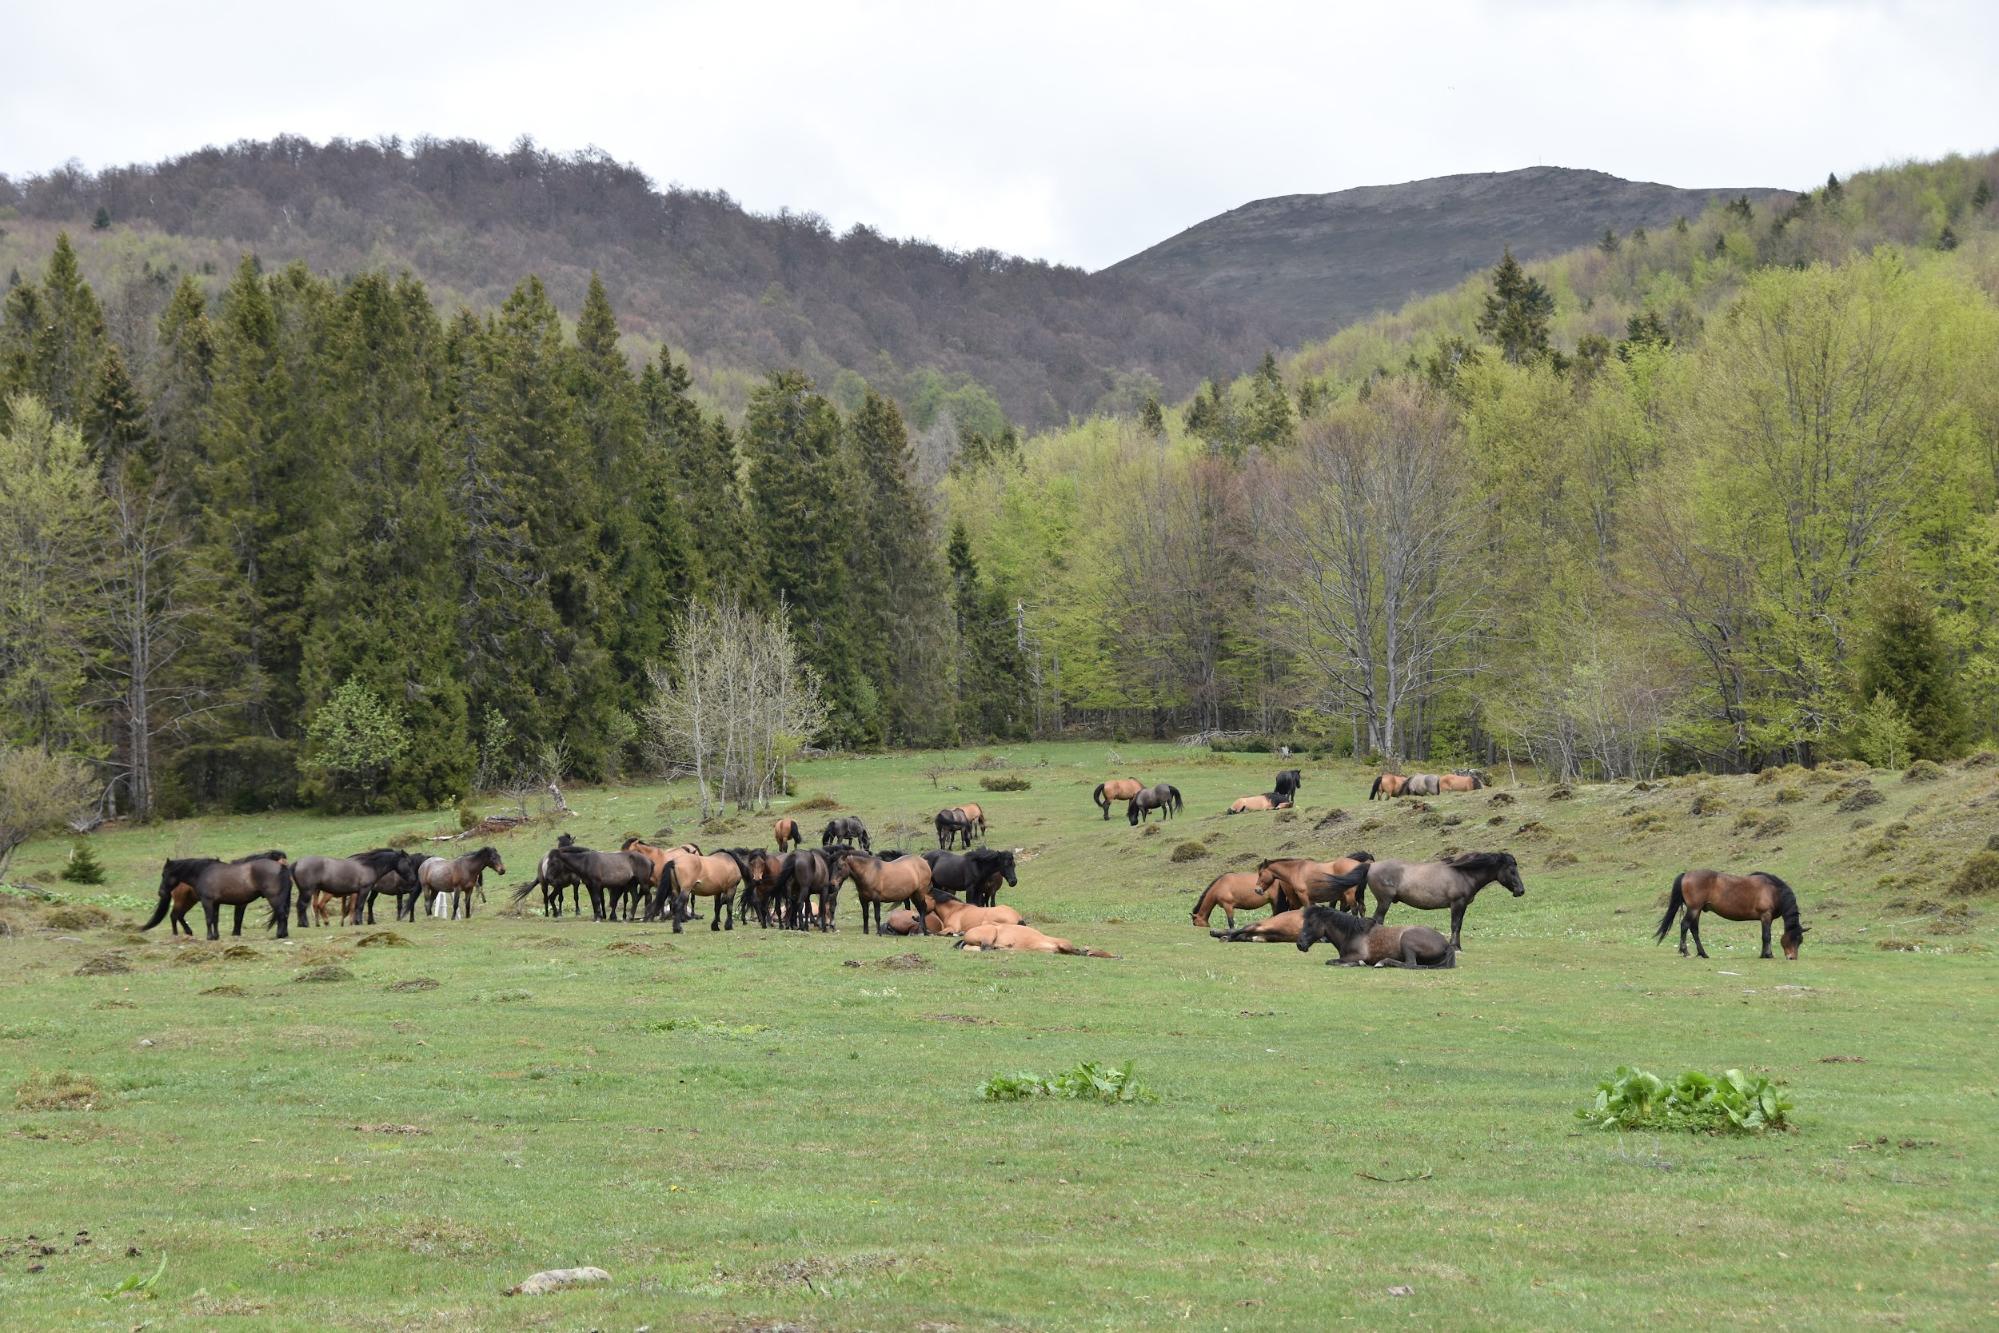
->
xmin=234 ymin=849 xmax=287 ymax=863
xmin=1303 ymin=905 xmax=1372 ymax=936
xmin=966 ymin=847 xmax=1012 ymax=867
xmin=1752 ymin=870 xmax=1801 ymax=923
xmin=1345 ymin=850 xmax=1375 ymax=863
xmin=352 ymin=848 xmax=405 ymax=871
xmin=164 ymin=856 xmax=221 ymax=877
xmin=1444 ymin=850 xmax=1511 ymax=875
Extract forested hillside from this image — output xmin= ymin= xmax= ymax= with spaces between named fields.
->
xmin=0 ymin=136 xmax=1255 ymax=427
xmin=951 ymin=153 xmax=1999 ymax=776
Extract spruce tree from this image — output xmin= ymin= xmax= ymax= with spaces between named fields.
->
xmin=1139 ymin=395 xmax=1166 ymax=440
xmin=84 ymin=344 xmax=153 ymax=476
xmin=945 ymin=521 xmax=1030 ymax=740
xmin=639 ymin=348 xmax=742 ymax=598
xmin=0 ymin=234 xmax=108 ymax=427
xmin=149 ymin=276 xmax=215 ymax=475
xmin=1243 ymin=351 xmax=1295 ymax=451
xmin=1475 ymin=249 xmax=1556 ymax=365
xmin=1855 ymin=574 xmax=1967 ymax=761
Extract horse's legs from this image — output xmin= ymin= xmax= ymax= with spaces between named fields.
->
xmin=1678 ymin=912 xmax=1690 ymax=956
xmin=1760 ymin=914 xmax=1773 ymax=960
xmin=1449 ymin=902 xmax=1467 ymax=951
xmin=203 ymin=898 xmax=221 ymax=941
xmin=1689 ymin=909 xmax=1709 ymax=959
xmin=231 ymin=902 xmax=246 ymax=936
xmin=1223 ymin=907 xmax=1235 ymax=930
xmin=1371 ymin=889 xmax=1389 ymax=925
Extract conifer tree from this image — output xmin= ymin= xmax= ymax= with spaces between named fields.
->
xmin=0 ymin=234 xmax=108 ymax=427
xmin=1243 ymin=351 xmax=1295 ymax=450
xmin=945 ymin=521 xmax=1030 ymax=740
xmin=85 ymin=344 xmax=153 ymax=475
xmin=149 ymin=276 xmax=215 ymax=474
xmin=1139 ymin=395 xmax=1166 ymax=440
xmin=639 ymin=348 xmax=743 ymax=598
xmin=1855 ymin=573 xmax=1967 ymax=761
xmin=1475 ymin=249 xmax=1556 ymax=365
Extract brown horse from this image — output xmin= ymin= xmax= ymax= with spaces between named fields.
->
xmin=953 ymin=923 xmax=1114 ymax=957
xmin=143 ymin=852 xmax=294 ymax=941
xmin=311 ymin=890 xmax=364 ymax=927
xmin=1227 ymin=794 xmax=1290 ymax=814
xmin=914 ymin=883 xmax=1025 ymax=934
xmin=1368 ymin=773 xmax=1408 ymax=800
xmin=1189 ymin=871 xmax=1278 ymax=929
xmin=1093 ymin=778 xmax=1143 ymax=820
xmin=833 ymin=850 xmax=934 ymax=935
xmin=880 ymin=907 xmax=925 ymax=935
xmin=420 ymin=847 xmax=505 ymax=920
xmin=1127 ymin=783 xmax=1183 ymax=824
xmin=1210 ymin=909 xmax=1308 ymax=943
xmin=627 ymin=839 xmax=742 ymax=929
xmin=1318 ymin=851 xmax=1524 ymax=950
xmin=1258 ymin=854 xmax=1375 ymax=912
xmin=773 ymin=818 xmax=802 ymax=852
xmin=1439 ymin=771 xmax=1487 ymax=793
xmin=1657 ymin=869 xmax=1806 ymax=960
xmin=1296 ymin=908 xmax=1456 ymax=967
xmin=956 ymin=803 xmax=988 ymax=839
xmin=292 ymin=849 xmax=417 ymax=927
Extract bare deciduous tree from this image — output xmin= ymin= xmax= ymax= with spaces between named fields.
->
xmin=0 ymin=745 xmax=96 ymax=880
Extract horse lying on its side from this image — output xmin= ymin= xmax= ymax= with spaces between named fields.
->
xmin=953 ymin=923 xmax=1114 ymax=957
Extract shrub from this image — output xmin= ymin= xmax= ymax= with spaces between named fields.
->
xmin=1774 ymin=785 xmax=1804 ymax=805
xmin=1169 ymin=841 xmax=1207 ymax=863
xmin=790 ymin=794 xmax=839 ymax=811
xmin=978 ymin=1061 xmax=1157 ymax=1104
xmin=59 ymin=839 xmax=106 ymax=885
xmin=979 ymin=774 xmax=1031 ymax=792
xmin=1837 ymin=787 xmax=1886 ymax=814
xmin=1577 ymin=1066 xmax=1791 ymax=1134
xmin=1902 ymin=760 xmax=1946 ymax=783
xmin=1690 ymin=791 xmax=1728 ymax=817
xmin=1948 ymin=852 xmax=1999 ymax=898
xmin=1731 ymin=809 xmax=1765 ymax=833
xmin=1961 ymin=749 xmax=1998 ymax=770
xmin=1754 ymin=814 xmax=1792 ymax=839
xmin=43 ymin=903 xmax=111 ymax=930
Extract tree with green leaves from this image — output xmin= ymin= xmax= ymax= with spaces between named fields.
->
xmin=148 ymin=276 xmax=215 ymax=475
xmin=85 ymin=344 xmax=152 ymax=474
xmin=300 ymin=677 xmax=413 ymax=811
xmin=1475 ymin=249 xmax=1556 ymax=365
xmin=1242 ymin=352 xmax=1295 ymax=450
xmin=1138 ymin=395 xmax=1166 ymax=440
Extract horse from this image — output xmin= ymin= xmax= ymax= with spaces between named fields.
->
xmin=773 ymin=817 xmax=802 ymax=852
xmin=953 ymin=923 xmax=1114 ymax=957
xmin=1368 ymin=773 xmax=1408 ymax=800
xmin=1274 ymin=769 xmax=1302 ymax=802
xmin=821 ymin=816 xmax=870 ymax=852
xmin=1127 ymin=783 xmax=1183 ymax=824
xmin=1257 ymin=853 xmax=1375 ymax=912
xmin=913 ymin=883 xmax=1026 ymax=934
xmin=1317 ymin=851 xmax=1524 ymax=951
xmin=935 ymin=807 xmax=975 ymax=850
xmin=1656 ymin=869 xmax=1807 ymax=960
xmin=774 ymin=847 xmax=842 ymax=931
xmin=1296 ymin=908 xmax=1456 ymax=967
xmin=922 ymin=848 xmax=1017 ymax=908
xmin=519 ymin=834 xmax=584 ymax=918
xmin=833 ymin=850 xmax=934 ymax=935
xmin=955 ymin=803 xmax=988 ymax=840
xmin=735 ymin=848 xmax=788 ymax=927
xmin=292 ymin=849 xmax=418 ymax=927
xmin=879 ymin=907 xmax=925 ymax=935
xmin=419 ymin=847 xmax=506 ymax=921
xmin=1403 ymin=774 xmax=1442 ymax=797
xmin=633 ymin=838 xmax=751 ymax=931
xmin=311 ymin=890 xmax=361 ymax=927
xmin=143 ymin=851 xmax=293 ymax=941
xmin=1211 ymin=909 xmax=1309 ymax=943
xmin=1189 ymin=871 xmax=1278 ymax=930
xmin=1439 ymin=771 xmax=1487 ymax=793
xmin=1226 ymin=794 xmax=1291 ymax=814
xmin=1093 ymin=778 xmax=1144 ymax=820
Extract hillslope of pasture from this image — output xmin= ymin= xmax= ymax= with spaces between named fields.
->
xmin=2 ymin=743 xmax=1995 ymax=1329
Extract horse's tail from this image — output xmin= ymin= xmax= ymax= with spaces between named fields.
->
xmin=140 ymin=880 xmax=172 ymax=931
xmin=1168 ymin=785 xmax=1183 ymax=814
xmin=1368 ymin=774 xmax=1383 ymax=800
xmin=1347 ymin=850 xmax=1375 ymax=863
xmin=1655 ymin=873 xmax=1686 ymax=943
xmin=509 ymin=878 xmax=538 ymax=905
xmin=1092 ymin=783 xmax=1108 ymax=813
xmin=1442 ymin=940 xmax=1458 ymax=969
xmin=1321 ymin=863 xmax=1371 ymax=899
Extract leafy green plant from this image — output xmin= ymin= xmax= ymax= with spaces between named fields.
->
xmin=60 ymin=839 xmax=106 ymax=884
xmin=979 ymin=774 xmax=1031 ymax=792
xmin=98 ymin=1252 xmax=166 ymax=1300
xmin=978 ymin=1061 xmax=1156 ymax=1104
xmin=1577 ymin=1066 xmax=1791 ymax=1134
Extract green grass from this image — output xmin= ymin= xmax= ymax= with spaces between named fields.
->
xmin=1 ymin=743 xmax=1995 ymax=1328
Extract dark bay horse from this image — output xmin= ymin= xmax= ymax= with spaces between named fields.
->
xmin=292 ymin=849 xmax=418 ymax=927
xmin=420 ymin=847 xmax=506 ymax=920
xmin=1093 ymin=778 xmax=1143 ymax=820
xmin=144 ymin=851 xmax=293 ymax=941
xmin=539 ymin=845 xmax=651 ymax=922
xmin=935 ymin=807 xmax=974 ymax=850
xmin=775 ymin=847 xmax=842 ymax=930
xmin=1318 ymin=851 xmax=1524 ymax=950
xmin=1274 ymin=769 xmax=1302 ymax=802
xmin=821 ymin=816 xmax=870 ymax=852
xmin=1657 ymin=869 xmax=1807 ymax=960
xmin=922 ymin=848 xmax=1017 ymax=907
xmin=1127 ymin=783 xmax=1183 ymax=824
xmin=1296 ymin=907 xmax=1456 ymax=967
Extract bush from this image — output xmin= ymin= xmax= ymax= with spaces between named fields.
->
xmin=1690 ymin=792 xmax=1727 ymax=817
xmin=979 ymin=774 xmax=1031 ymax=792
xmin=58 ymin=839 xmax=106 ymax=885
xmin=1577 ymin=1066 xmax=1791 ymax=1134
xmin=1169 ymin=841 xmax=1207 ymax=863
xmin=790 ymin=794 xmax=839 ymax=811
xmin=1774 ymin=785 xmax=1805 ymax=805
xmin=978 ymin=1061 xmax=1157 ymax=1104
xmin=1902 ymin=760 xmax=1946 ymax=783
xmin=1948 ymin=852 xmax=1999 ymax=898
xmin=1732 ymin=809 xmax=1765 ymax=833
xmin=1961 ymin=749 xmax=1998 ymax=769
xmin=1755 ymin=814 xmax=1792 ymax=839
xmin=1837 ymin=787 xmax=1886 ymax=814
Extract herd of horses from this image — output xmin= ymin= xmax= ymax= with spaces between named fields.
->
xmin=134 ymin=763 xmax=1811 ymax=965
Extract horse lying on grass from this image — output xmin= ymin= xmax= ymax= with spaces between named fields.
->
xmin=1210 ymin=909 xmax=1308 ymax=943
xmin=953 ymin=923 xmax=1114 ymax=957
xmin=1295 ymin=907 xmax=1456 ymax=967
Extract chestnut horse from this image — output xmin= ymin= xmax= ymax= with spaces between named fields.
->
xmin=833 ymin=850 xmax=933 ymax=935
xmin=1656 ymin=869 xmax=1807 ymax=960
xmin=773 ymin=818 xmax=802 ymax=852
xmin=1189 ymin=871 xmax=1277 ymax=929
xmin=1211 ymin=908 xmax=1309 ymax=943
xmin=953 ymin=923 xmax=1114 ymax=957
xmin=1227 ymin=794 xmax=1290 ymax=813
xmin=1439 ymin=771 xmax=1487 ymax=793
xmin=1093 ymin=778 xmax=1144 ymax=819
xmin=1296 ymin=908 xmax=1456 ymax=967
xmin=1258 ymin=853 xmax=1375 ymax=912
xmin=1368 ymin=773 xmax=1408 ymax=800
xmin=914 ymin=884 xmax=1026 ymax=934
xmin=1318 ymin=851 xmax=1524 ymax=951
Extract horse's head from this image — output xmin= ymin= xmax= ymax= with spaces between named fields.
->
xmin=1781 ymin=924 xmax=1807 ymax=959
xmin=478 ymin=846 xmax=506 ymax=876
xmin=996 ymin=851 xmax=1018 ymax=887
xmin=1126 ymin=801 xmax=1141 ymax=826
xmin=1495 ymin=853 xmax=1525 ymax=897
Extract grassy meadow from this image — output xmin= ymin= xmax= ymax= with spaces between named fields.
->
xmin=1 ymin=742 xmax=1995 ymax=1330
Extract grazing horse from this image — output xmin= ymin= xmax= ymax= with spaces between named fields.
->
xmin=1127 ymin=783 xmax=1183 ymax=824
xmin=1093 ymin=778 xmax=1144 ymax=820
xmin=1189 ymin=871 xmax=1278 ymax=929
xmin=1258 ymin=853 xmax=1376 ymax=912
xmin=1274 ymin=769 xmax=1302 ymax=802
xmin=1402 ymin=774 xmax=1441 ymax=797
xmin=143 ymin=852 xmax=294 ymax=941
xmin=1227 ymin=794 xmax=1291 ymax=813
xmin=419 ymin=847 xmax=505 ymax=921
xmin=833 ymin=850 xmax=934 ymax=935
xmin=775 ymin=847 xmax=842 ymax=931
xmin=292 ymin=849 xmax=417 ymax=927
xmin=913 ymin=883 xmax=1026 ymax=934
xmin=955 ymin=803 xmax=988 ymax=840
xmin=1368 ymin=773 xmax=1408 ymax=800
xmin=1296 ymin=908 xmax=1456 ymax=967
xmin=773 ymin=818 xmax=802 ymax=852
xmin=631 ymin=839 xmax=748 ymax=931
xmin=1211 ymin=908 xmax=1309 ymax=943
xmin=1439 ymin=771 xmax=1487 ymax=793
xmin=935 ymin=807 xmax=975 ymax=850
xmin=953 ymin=923 xmax=1114 ymax=957
xmin=821 ymin=816 xmax=870 ymax=852
xmin=922 ymin=848 xmax=1017 ymax=908
xmin=1318 ymin=851 xmax=1525 ymax=951
xmin=1657 ymin=869 xmax=1807 ymax=960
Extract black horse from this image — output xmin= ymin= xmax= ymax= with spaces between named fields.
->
xmin=143 ymin=851 xmax=293 ymax=941
xmin=1274 ymin=769 xmax=1302 ymax=802
xmin=543 ymin=845 xmax=657 ymax=922
xmin=922 ymin=848 xmax=1017 ymax=908
xmin=821 ymin=816 xmax=870 ymax=853
xmin=776 ymin=846 xmax=844 ymax=930
xmin=1127 ymin=783 xmax=1183 ymax=825
xmin=935 ymin=807 xmax=975 ymax=850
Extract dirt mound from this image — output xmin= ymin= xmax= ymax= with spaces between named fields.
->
xmin=1169 ymin=842 xmax=1207 ymax=863
xmin=1837 ymin=787 xmax=1886 ymax=814
xmin=74 ymin=953 xmax=131 ymax=976
xmin=15 ymin=1070 xmax=106 ymax=1111
xmin=355 ymin=931 xmax=411 ymax=948
xmin=221 ymin=945 xmax=260 ymax=961
xmin=386 ymin=977 xmax=440 ymax=992
xmin=1948 ymin=852 xmax=1999 ymax=898
xmin=200 ymin=983 xmax=248 ymax=997
xmin=43 ymin=905 xmax=112 ymax=931
xmin=294 ymin=965 xmax=354 ymax=983
xmin=873 ymin=953 xmax=932 ymax=971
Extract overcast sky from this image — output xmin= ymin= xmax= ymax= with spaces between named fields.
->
xmin=4 ymin=1 xmax=1994 ymax=270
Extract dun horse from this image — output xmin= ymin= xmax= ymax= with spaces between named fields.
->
xmin=627 ymin=839 xmax=742 ymax=930
xmin=821 ymin=816 xmax=870 ymax=852
xmin=1188 ymin=871 xmax=1277 ymax=929
xmin=1210 ymin=908 xmax=1309 ymax=943
xmin=773 ymin=817 xmax=802 ymax=852
xmin=1093 ymin=778 xmax=1144 ymax=820
xmin=1318 ymin=851 xmax=1524 ymax=950
xmin=144 ymin=851 xmax=293 ymax=941
xmin=1368 ymin=773 xmax=1408 ymax=800
xmin=1226 ymin=794 xmax=1290 ymax=813
xmin=1656 ymin=869 xmax=1807 ymax=960
xmin=953 ymin=923 xmax=1113 ymax=957
xmin=833 ymin=850 xmax=933 ymax=935
xmin=1439 ymin=771 xmax=1487 ymax=793
xmin=1296 ymin=907 xmax=1456 ymax=967
xmin=1258 ymin=853 xmax=1375 ymax=912
xmin=913 ymin=883 xmax=1026 ymax=934
xmin=1126 ymin=783 xmax=1183 ymax=824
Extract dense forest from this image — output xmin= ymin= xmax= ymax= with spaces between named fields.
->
xmin=951 ymin=152 xmax=1999 ymax=777
xmin=1 ymin=149 xmax=1995 ymax=825
xmin=0 ymin=136 xmax=1256 ymax=427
